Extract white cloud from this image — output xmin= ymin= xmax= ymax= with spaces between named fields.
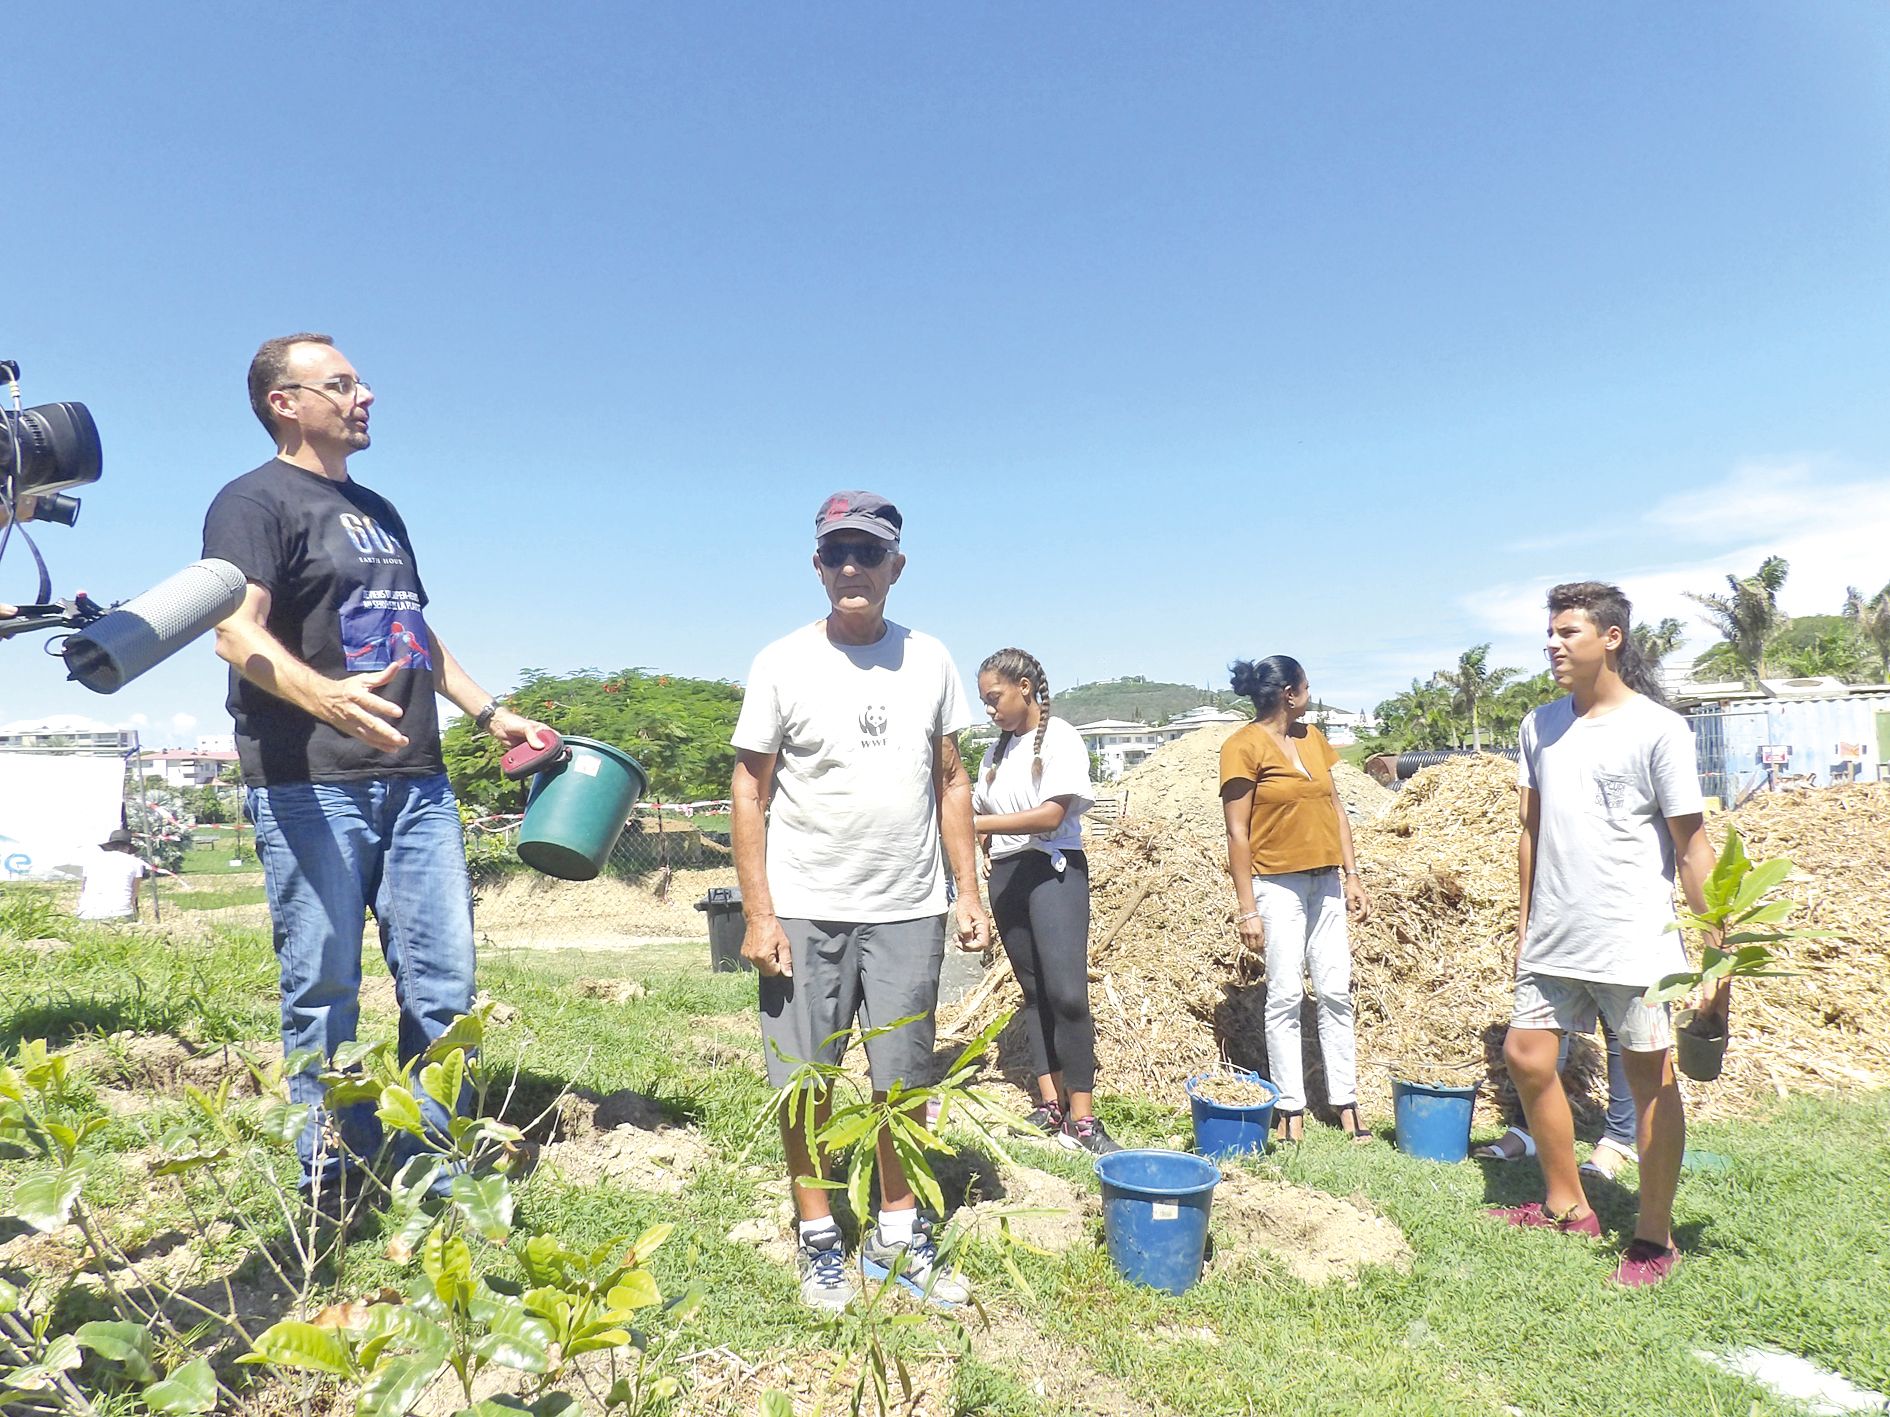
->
xmin=170 ymin=712 xmax=198 ymax=735
xmin=1462 ymin=458 xmax=1890 ymax=668
xmin=125 ymin=712 xmax=149 ymax=727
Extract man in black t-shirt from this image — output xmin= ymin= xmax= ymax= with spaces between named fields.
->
xmin=203 ymin=332 xmax=550 ymax=1194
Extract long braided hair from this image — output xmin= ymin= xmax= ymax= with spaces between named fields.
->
xmin=980 ymin=647 xmax=1051 ymax=787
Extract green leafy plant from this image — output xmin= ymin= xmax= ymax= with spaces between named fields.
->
xmin=750 ymin=1010 xmax=1029 ymax=1417
xmin=1643 ymin=827 xmax=1822 ymax=1006
xmin=243 ymin=1004 xmax=697 ymax=1416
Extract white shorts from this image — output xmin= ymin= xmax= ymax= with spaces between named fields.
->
xmin=1511 ymin=972 xmax=1673 ymax=1053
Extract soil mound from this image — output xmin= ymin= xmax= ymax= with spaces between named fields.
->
xmin=474 ymin=865 xmax=736 ymax=946
xmin=1208 ymin=1169 xmax=1412 ymax=1284
xmin=951 ymin=735 xmax=1890 ymax=1122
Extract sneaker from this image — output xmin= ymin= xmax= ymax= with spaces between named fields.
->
xmin=1485 ymin=1202 xmax=1602 ymax=1239
xmin=795 ymin=1227 xmax=858 ymax=1313
xmin=1060 ymin=1115 xmax=1123 ymax=1155
xmin=1022 ymin=1099 xmax=1065 ymax=1138
xmin=860 ymin=1214 xmax=970 ymax=1307
xmin=1612 ymin=1238 xmax=1680 ymax=1289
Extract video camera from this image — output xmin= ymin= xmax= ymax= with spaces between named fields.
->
xmin=2 ymin=360 xmax=245 ymax=692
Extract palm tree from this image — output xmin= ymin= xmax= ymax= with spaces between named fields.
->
xmin=1842 ymin=582 xmax=1890 ymax=682
xmin=1630 ymin=617 xmax=1687 ymax=666
xmin=1685 ymin=556 xmax=1790 ymax=687
xmin=1434 ymin=645 xmax=1520 ymax=753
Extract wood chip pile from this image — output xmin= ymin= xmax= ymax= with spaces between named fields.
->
xmin=948 ymin=724 xmax=1890 ymax=1122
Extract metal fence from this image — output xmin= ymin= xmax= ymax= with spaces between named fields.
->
xmin=465 ymin=806 xmax=737 ymax=948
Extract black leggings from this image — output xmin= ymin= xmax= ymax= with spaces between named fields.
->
xmin=987 ymin=849 xmax=1096 ymax=1093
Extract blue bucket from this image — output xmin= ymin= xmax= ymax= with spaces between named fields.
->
xmin=1185 ymin=1070 xmax=1281 ymax=1159
xmin=1095 ymin=1149 xmax=1221 ymax=1295
xmin=1391 ymin=1078 xmax=1479 ymax=1163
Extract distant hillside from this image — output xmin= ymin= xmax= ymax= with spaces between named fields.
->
xmin=1049 ymin=677 xmax=1246 ymax=726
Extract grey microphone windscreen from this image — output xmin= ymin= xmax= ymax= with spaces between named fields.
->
xmin=64 ymin=558 xmax=249 ymax=693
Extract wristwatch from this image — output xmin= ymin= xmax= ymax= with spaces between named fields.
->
xmin=473 ymin=699 xmax=501 ymax=733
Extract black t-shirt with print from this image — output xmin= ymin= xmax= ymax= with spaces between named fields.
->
xmin=202 ymin=458 xmax=445 ymax=786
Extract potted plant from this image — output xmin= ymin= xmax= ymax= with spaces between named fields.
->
xmin=1644 ymin=827 xmax=1821 ymax=1081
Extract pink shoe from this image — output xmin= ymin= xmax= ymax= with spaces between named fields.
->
xmin=1612 ymin=1239 xmax=1680 ymax=1288
xmin=1486 ymin=1202 xmax=1602 ymax=1238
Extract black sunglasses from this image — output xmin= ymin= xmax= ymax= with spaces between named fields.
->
xmin=817 ymin=540 xmax=894 ymax=569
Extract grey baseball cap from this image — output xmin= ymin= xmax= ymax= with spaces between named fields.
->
xmin=815 ymin=490 xmax=902 ymax=543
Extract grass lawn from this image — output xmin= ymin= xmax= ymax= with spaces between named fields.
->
xmin=2 ymin=914 xmax=1886 ymax=1415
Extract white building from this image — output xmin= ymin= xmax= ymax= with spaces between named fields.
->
xmin=146 ymin=748 xmax=240 ymax=790
xmin=0 ymin=714 xmax=137 ymax=754
xmin=1076 ymin=707 xmax=1249 ymax=780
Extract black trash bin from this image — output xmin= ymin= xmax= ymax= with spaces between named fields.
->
xmin=694 ymin=886 xmax=752 ymax=972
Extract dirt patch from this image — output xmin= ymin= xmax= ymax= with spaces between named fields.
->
xmin=0 ymin=1223 xmax=87 ymax=1280
xmin=357 ymin=975 xmax=398 ymax=1015
xmin=680 ymin=1347 xmax=955 ymax=1417
xmin=976 ymin=1313 xmax=1179 ymax=1417
xmin=951 ymin=1159 xmax=1093 ymax=1255
xmin=1208 ymin=1167 xmax=1411 ymax=1285
xmin=68 ymin=1033 xmax=275 ymax=1096
xmin=574 ymin=977 xmax=648 ymax=1004
xmin=474 ymin=866 xmax=736 ymax=947
xmin=529 ymin=1088 xmax=708 ymax=1194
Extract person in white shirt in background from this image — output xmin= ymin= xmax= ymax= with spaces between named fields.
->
xmin=1492 ymin=580 xmax=1722 ymax=1290
xmin=76 ymin=827 xmax=163 ymax=922
xmin=971 ymin=647 xmax=1120 ymax=1156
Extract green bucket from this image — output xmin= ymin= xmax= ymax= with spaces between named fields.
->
xmin=516 ymin=736 xmax=648 ymax=881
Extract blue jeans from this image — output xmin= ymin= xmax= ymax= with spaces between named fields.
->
xmin=248 ymin=773 xmax=475 ymax=1185
xmin=1558 ymin=1021 xmax=1636 ymax=1151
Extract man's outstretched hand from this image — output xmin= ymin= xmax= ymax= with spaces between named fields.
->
xmin=316 ymin=662 xmax=410 ymax=751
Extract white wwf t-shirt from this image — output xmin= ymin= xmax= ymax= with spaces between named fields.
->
xmin=76 ymin=848 xmax=148 ymax=921
xmin=972 ymin=716 xmax=1093 ymax=861
xmin=1518 ymin=693 xmax=1705 ymax=987
xmin=732 ymin=620 xmax=972 ymax=921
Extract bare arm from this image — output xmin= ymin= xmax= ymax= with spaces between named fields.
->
xmin=212 ymin=582 xmax=409 ymax=752
xmin=1515 ymin=785 xmax=1539 ymax=973
xmin=936 ymin=735 xmax=991 ymax=950
xmin=1329 ymin=773 xmax=1373 ymax=921
xmin=1668 ymin=811 xmax=1728 ymax=1023
xmin=431 ymin=629 xmax=550 ymax=750
xmin=1221 ymin=781 xmax=1265 ymax=949
xmin=731 ymin=749 xmax=794 ymax=977
xmin=973 ymin=797 xmax=1074 ymax=837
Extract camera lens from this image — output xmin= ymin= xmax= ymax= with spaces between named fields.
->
xmin=1 ymin=403 xmax=103 ymax=496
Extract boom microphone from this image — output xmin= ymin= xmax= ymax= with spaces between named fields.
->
xmin=62 ymin=558 xmax=248 ymax=693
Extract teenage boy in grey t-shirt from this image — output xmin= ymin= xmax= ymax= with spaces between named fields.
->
xmin=1491 ymin=581 xmax=1723 ymax=1290
xmin=731 ymin=491 xmax=990 ymax=1314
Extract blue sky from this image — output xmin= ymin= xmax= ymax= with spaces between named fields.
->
xmin=5 ymin=3 xmax=1888 ymax=744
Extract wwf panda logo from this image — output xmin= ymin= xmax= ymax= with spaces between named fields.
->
xmin=859 ymin=705 xmax=889 ymax=739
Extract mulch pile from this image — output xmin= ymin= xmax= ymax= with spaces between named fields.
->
xmin=949 ymin=724 xmax=1890 ymax=1122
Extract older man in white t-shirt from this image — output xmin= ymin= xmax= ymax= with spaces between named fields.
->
xmin=1493 ymin=582 xmax=1723 ymax=1291
xmin=731 ymin=490 xmax=989 ymax=1315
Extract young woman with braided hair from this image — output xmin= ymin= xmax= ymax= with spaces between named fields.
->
xmin=971 ymin=649 xmax=1120 ymax=1154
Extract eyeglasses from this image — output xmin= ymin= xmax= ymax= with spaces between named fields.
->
xmin=817 ymin=539 xmax=894 ymax=569
xmin=278 ymin=374 xmax=372 ymax=403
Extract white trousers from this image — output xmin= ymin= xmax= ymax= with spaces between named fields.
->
xmin=1255 ymin=869 xmax=1357 ymax=1112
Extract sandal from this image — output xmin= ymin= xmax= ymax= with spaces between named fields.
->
xmin=1335 ymin=1103 xmax=1374 ymax=1143
xmin=1472 ymin=1126 xmax=1537 ymax=1161
xmin=1272 ymin=1108 xmax=1304 ymax=1145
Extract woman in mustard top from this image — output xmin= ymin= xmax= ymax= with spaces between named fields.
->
xmin=1219 ymin=655 xmax=1374 ymax=1143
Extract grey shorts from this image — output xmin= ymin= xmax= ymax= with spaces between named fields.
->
xmin=1512 ymin=971 xmax=1674 ymax=1053
xmin=758 ymin=915 xmax=947 ymax=1090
